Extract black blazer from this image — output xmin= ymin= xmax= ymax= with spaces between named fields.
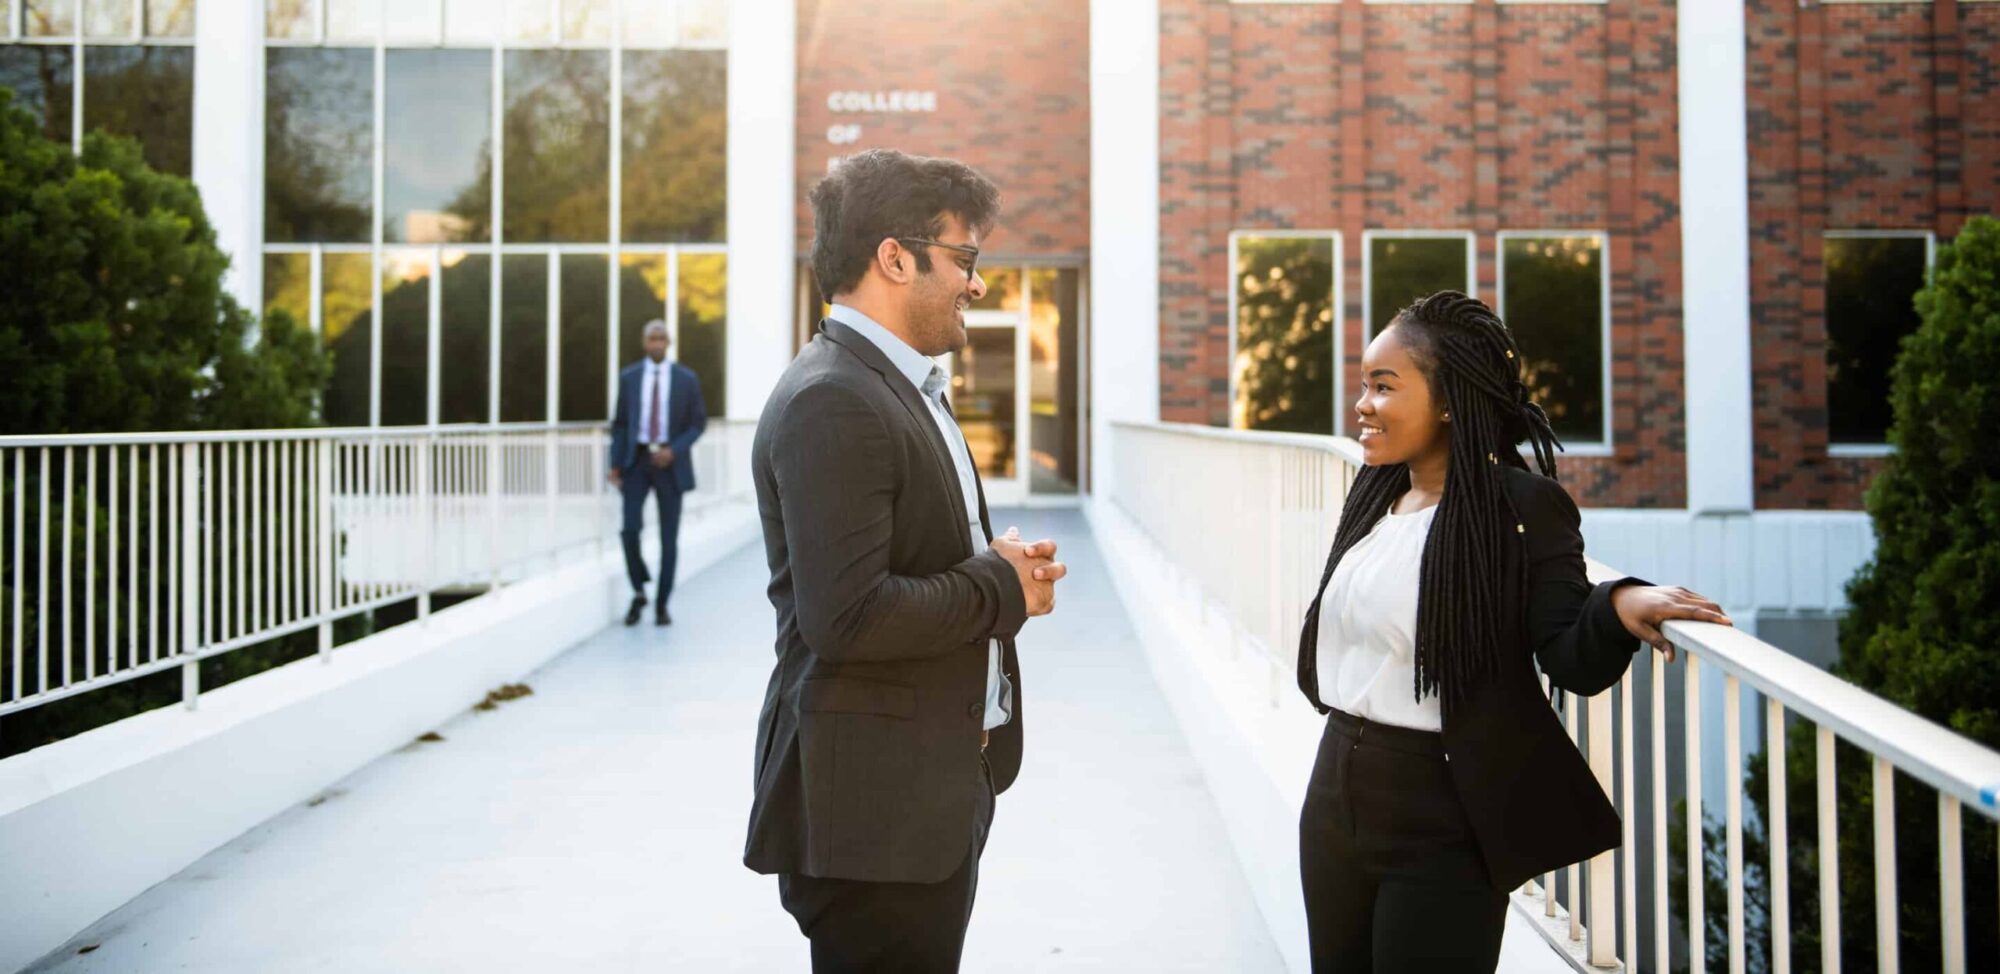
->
xmin=743 ymin=319 xmax=1028 ymax=885
xmin=608 ymin=360 xmax=707 ymax=491
xmin=1296 ymin=465 xmax=1643 ymax=891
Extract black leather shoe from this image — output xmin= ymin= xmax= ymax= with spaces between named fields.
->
xmin=655 ymin=606 xmax=672 ymax=626
xmin=623 ymin=595 xmax=646 ymax=627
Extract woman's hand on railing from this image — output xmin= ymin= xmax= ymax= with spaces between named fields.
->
xmin=1611 ymin=585 xmax=1733 ymax=662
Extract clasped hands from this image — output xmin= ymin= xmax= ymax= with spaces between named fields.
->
xmin=990 ymin=527 xmax=1068 ymax=617
xmin=604 ymin=447 xmax=675 ymax=488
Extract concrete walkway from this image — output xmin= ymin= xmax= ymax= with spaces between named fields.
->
xmin=27 ymin=510 xmax=1284 ymax=972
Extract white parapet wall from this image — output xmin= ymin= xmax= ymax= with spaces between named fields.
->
xmin=0 ymin=502 xmax=760 ymax=973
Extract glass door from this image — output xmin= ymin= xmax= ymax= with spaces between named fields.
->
xmin=943 ymin=266 xmax=1084 ymax=507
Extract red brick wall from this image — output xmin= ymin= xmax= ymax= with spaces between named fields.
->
xmin=1745 ymin=2 xmax=1979 ymax=509
xmin=794 ymin=0 xmax=1091 ymax=260
xmin=1159 ymin=0 xmax=1684 ymax=507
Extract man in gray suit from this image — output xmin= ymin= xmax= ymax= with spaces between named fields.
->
xmin=743 ymin=149 xmax=1066 ymax=972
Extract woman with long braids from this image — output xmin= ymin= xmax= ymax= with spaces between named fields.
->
xmin=1296 ymin=291 xmax=1730 ymax=971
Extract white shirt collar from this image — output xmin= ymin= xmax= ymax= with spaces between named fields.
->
xmin=827 ymin=303 xmax=937 ymax=394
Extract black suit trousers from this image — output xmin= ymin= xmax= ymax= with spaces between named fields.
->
xmin=619 ymin=454 xmax=684 ymax=606
xmin=778 ymin=757 xmax=997 ymax=973
xmin=1299 ymin=709 xmax=1507 ymax=973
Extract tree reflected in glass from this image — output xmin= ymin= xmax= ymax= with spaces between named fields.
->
xmin=0 ymin=46 xmax=76 ymax=145
xmin=621 ymin=50 xmax=724 ymax=243
xmin=82 ymin=46 xmax=194 ymax=177
xmin=385 ymin=48 xmax=490 ymax=244
xmin=440 ymin=251 xmax=493 ymax=425
xmin=492 ymin=50 xmax=609 ymax=244
xmin=266 ymin=47 xmax=373 ymax=242
xmin=1234 ymin=236 xmax=1334 ymax=435
xmin=321 ymin=253 xmax=375 ymax=427
xmin=678 ymin=252 xmax=727 ymax=417
xmin=500 ymin=254 xmax=550 ymax=423
xmin=1500 ymin=236 xmax=1603 ymax=443
xmin=1368 ymin=236 xmax=1468 ymax=338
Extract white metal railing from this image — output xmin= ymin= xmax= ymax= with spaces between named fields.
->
xmin=0 ymin=419 xmax=754 ymax=719
xmin=1110 ymin=420 xmax=2000 ymax=973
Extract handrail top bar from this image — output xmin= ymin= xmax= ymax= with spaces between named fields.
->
xmin=0 ymin=421 xmax=626 ymax=448
xmin=1112 ymin=419 xmax=1369 ymax=467
xmin=1114 ymin=419 xmax=2000 ymax=819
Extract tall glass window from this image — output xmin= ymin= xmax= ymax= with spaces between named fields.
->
xmin=261 ymin=2 xmax=729 ymax=427
xmin=1027 ymin=267 xmax=1081 ymax=494
xmin=504 ymin=49 xmax=610 ymax=244
xmin=321 ymin=252 xmax=375 ymax=427
xmin=1365 ymin=232 xmax=1474 ymax=339
xmin=3 ymin=6 xmax=193 ymax=170
xmin=1231 ymin=233 xmax=1339 ymax=435
xmin=266 ymin=47 xmax=373 ymax=241
xmin=1498 ymin=233 xmax=1607 ymax=445
xmin=1825 ymin=233 xmax=1931 ymax=447
xmin=384 ymin=49 xmax=490 ymax=244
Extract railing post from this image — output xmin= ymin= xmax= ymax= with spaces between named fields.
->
xmin=417 ymin=434 xmax=433 ymax=624
xmin=488 ymin=433 xmax=502 ymax=589
xmin=544 ymin=428 xmax=558 ymax=570
xmin=317 ymin=438 xmax=333 ymax=663
xmin=1586 ymin=690 xmax=1618 ymax=968
xmin=178 ymin=442 xmax=202 ymax=710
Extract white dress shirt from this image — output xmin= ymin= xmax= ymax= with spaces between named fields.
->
xmin=636 ymin=358 xmax=673 ymax=446
xmin=1315 ymin=502 xmax=1443 ymax=731
xmin=829 ymin=304 xmax=1013 ymax=731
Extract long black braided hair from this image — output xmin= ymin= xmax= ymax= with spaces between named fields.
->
xmin=1314 ymin=290 xmax=1565 ymax=719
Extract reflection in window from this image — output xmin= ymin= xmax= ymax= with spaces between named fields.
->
xmin=952 ymin=329 xmax=1017 ymax=479
xmin=1499 ymin=235 xmax=1604 ymax=443
xmin=678 ymin=253 xmax=727 ymax=418
xmin=267 ymin=47 xmax=373 ymax=242
xmin=384 ymin=49 xmax=490 ymax=244
xmin=561 ymin=0 xmax=612 ymax=44
xmin=1028 ymin=267 xmax=1080 ymax=494
xmin=969 ymin=267 xmax=1021 ymax=311
xmin=1367 ymin=235 xmax=1471 ymax=337
xmin=84 ymin=0 xmax=134 ymax=39
xmin=617 ymin=252 xmax=669 ymax=367
xmin=559 ymin=255 xmax=610 ymax=422
xmin=82 ymin=46 xmax=195 ymax=177
xmin=146 ymin=0 xmax=195 ymax=37
xmin=321 ymin=253 xmax=375 ymax=427
xmin=680 ymin=0 xmax=727 ymax=45
xmin=1233 ymin=235 xmax=1335 ymax=435
xmin=0 ymin=45 xmax=75 ymax=144
xmin=25 ymin=0 xmax=75 ymax=36
xmin=263 ymin=252 xmax=313 ymax=328
xmin=1826 ymin=234 xmax=1929 ymax=444
xmin=439 ymin=252 xmax=492 ymax=424
xmin=506 ymin=0 xmax=553 ymax=44
xmin=621 ymin=50 xmax=725 ymax=242
xmin=500 ymin=254 xmax=550 ymax=423
xmin=384 ymin=0 xmax=442 ymax=43
xmin=380 ymin=251 xmax=433 ymax=426
xmin=621 ymin=0 xmax=675 ymax=47
xmin=326 ymin=0 xmax=381 ymax=42
xmin=267 ymin=0 xmax=314 ymax=40
xmin=503 ymin=50 xmax=610 ymax=244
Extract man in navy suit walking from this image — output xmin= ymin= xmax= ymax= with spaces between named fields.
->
xmin=608 ymin=319 xmax=708 ymax=626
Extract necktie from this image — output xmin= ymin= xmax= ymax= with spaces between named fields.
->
xmin=648 ymin=366 xmax=664 ymax=442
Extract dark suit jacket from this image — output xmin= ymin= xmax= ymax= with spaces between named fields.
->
xmin=609 ymin=360 xmax=707 ymax=491
xmin=1296 ymin=464 xmax=1644 ymax=891
xmin=743 ymin=319 xmax=1028 ymax=885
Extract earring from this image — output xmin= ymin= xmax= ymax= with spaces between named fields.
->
xmin=1442 ymin=411 xmax=1452 ymax=423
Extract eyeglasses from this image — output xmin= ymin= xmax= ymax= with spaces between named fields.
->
xmin=895 ymin=237 xmax=982 ymax=285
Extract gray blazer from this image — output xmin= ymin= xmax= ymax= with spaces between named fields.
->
xmin=742 ymin=319 xmax=1028 ymax=885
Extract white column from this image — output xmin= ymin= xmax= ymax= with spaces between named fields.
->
xmin=1088 ymin=0 xmax=1161 ymax=502
xmin=192 ymin=0 xmax=266 ymax=318
xmin=1677 ymin=0 xmax=1754 ymax=513
xmin=725 ymin=0 xmax=796 ymax=421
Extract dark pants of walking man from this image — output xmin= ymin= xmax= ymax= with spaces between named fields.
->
xmin=620 ymin=451 xmax=684 ymax=615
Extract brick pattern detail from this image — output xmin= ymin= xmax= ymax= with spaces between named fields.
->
xmin=1745 ymin=2 xmax=1983 ymax=509
xmin=1159 ymin=0 xmax=1685 ymax=507
xmin=793 ymin=0 xmax=1091 ymax=260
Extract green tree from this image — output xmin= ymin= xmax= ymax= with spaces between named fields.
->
xmin=1673 ymin=217 xmax=2000 ymax=972
xmin=1233 ymin=236 xmax=1335 ymax=434
xmin=0 ymin=87 xmax=327 ymax=435
xmin=0 ymin=86 xmax=332 ymax=757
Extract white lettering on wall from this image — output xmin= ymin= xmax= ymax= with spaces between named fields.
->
xmin=824 ymin=90 xmax=939 ymax=114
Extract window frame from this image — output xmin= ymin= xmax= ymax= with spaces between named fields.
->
xmin=1224 ymin=229 xmax=1345 ymax=435
xmin=1359 ymin=229 xmax=1477 ymax=344
xmin=262 ymin=0 xmax=727 ymax=50
xmin=4 ymin=0 xmax=197 ymax=159
xmin=1822 ymin=228 xmax=1935 ymax=457
xmin=1494 ymin=229 xmax=1614 ymax=454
